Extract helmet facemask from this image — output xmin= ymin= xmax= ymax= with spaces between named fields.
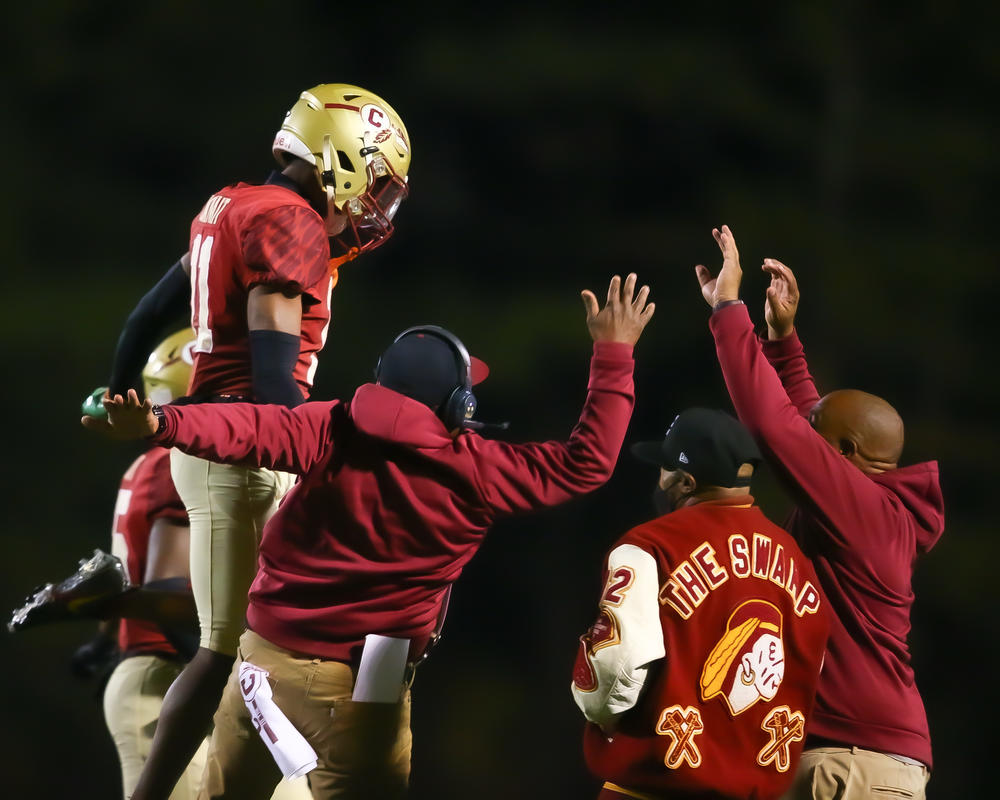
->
xmin=327 ymin=153 xmax=409 ymax=259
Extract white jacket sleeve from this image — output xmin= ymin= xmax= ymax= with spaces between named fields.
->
xmin=571 ymin=543 xmax=665 ymax=728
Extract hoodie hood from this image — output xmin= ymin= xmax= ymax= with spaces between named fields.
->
xmin=872 ymin=460 xmax=945 ymax=555
xmin=348 ymin=383 xmax=458 ymax=449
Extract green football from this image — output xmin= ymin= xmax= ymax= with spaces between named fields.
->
xmin=82 ymin=387 xmax=109 ymax=420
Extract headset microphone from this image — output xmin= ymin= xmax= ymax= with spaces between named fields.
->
xmin=465 ymin=419 xmax=511 ymax=433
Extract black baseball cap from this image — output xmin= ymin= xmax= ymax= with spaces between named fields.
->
xmin=631 ymin=408 xmax=762 ymax=488
xmin=376 ymin=331 xmax=489 ymax=410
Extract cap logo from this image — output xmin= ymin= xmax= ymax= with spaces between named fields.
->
xmin=679 ymin=452 xmax=689 ymax=464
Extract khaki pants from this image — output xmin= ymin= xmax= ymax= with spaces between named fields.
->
xmin=103 ymin=654 xmax=209 ymax=800
xmin=170 ymin=449 xmax=295 ymax=656
xmin=780 ymin=746 xmax=930 ymax=800
xmin=200 ymin=630 xmax=412 ymax=800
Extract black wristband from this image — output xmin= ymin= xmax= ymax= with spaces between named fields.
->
xmin=150 ymin=405 xmax=167 ymax=436
xmin=712 ymin=299 xmax=744 ymax=312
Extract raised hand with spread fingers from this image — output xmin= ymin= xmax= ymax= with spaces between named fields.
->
xmin=581 ymin=272 xmax=656 ymax=345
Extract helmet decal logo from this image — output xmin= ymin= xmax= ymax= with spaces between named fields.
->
xmin=393 ymin=125 xmax=410 ymax=154
xmin=181 ymin=340 xmax=196 ymax=366
xmin=700 ymin=599 xmax=786 ymax=717
xmin=374 ymin=129 xmax=393 ymax=144
xmin=361 ymin=104 xmax=387 ymax=131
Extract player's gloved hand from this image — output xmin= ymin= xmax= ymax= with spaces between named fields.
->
xmin=81 ymin=386 xmax=110 ymax=421
xmin=70 ymin=634 xmax=119 ymax=680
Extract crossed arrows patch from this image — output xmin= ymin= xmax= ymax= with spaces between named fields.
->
xmin=654 ymin=703 xmax=805 ymax=774
xmin=655 ymin=705 xmax=705 ymax=769
xmin=757 ymin=706 xmax=805 ymax=772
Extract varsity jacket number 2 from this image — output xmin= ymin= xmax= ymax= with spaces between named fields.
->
xmin=573 ymin=498 xmax=830 ymax=800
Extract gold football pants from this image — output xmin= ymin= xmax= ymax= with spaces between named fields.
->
xmin=169 ymin=449 xmax=295 ymax=656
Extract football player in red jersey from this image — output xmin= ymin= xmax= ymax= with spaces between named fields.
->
xmin=86 ymin=84 xmax=411 ymax=800
xmin=101 ymin=329 xmax=202 ymax=800
xmin=14 ymin=330 xmax=203 ymax=798
xmin=572 ymin=409 xmax=830 ymax=800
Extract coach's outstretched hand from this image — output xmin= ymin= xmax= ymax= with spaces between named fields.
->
xmin=581 ymin=273 xmax=655 ymax=345
xmin=80 ymin=388 xmax=158 ymax=440
xmin=695 ymin=224 xmax=743 ymax=308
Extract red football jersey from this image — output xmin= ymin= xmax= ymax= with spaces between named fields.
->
xmin=110 ymin=447 xmax=189 ymax=655
xmin=186 ymin=182 xmax=334 ymax=399
xmin=576 ymin=499 xmax=830 ymax=800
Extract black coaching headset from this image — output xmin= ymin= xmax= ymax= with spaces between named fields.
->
xmin=377 ymin=325 xmax=479 ymax=431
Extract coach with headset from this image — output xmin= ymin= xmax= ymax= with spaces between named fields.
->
xmin=91 ymin=273 xmax=655 ymax=799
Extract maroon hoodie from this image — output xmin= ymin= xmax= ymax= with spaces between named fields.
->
xmin=154 ymin=341 xmax=635 ymax=664
xmin=709 ymin=304 xmax=944 ymax=768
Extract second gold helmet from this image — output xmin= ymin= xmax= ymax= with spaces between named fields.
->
xmin=142 ymin=328 xmax=196 ymax=405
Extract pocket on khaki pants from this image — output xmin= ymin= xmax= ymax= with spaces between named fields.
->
xmin=326 ymin=695 xmax=411 ymax=771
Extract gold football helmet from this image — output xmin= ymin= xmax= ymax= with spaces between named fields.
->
xmin=142 ymin=328 xmax=196 ymax=405
xmin=273 ymin=83 xmax=411 ymax=258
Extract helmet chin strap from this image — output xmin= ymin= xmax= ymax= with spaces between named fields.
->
xmin=321 ymin=134 xmax=338 ymax=210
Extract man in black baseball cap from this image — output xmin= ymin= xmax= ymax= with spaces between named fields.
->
xmin=631 ymin=407 xmax=763 ymax=514
xmin=571 ymin=406 xmax=829 ymax=799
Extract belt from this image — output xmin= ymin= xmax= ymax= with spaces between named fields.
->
xmin=804 ymin=735 xmax=928 ymax=769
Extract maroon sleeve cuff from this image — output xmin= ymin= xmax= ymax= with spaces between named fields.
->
xmin=759 ymin=328 xmax=804 ymax=361
xmin=592 ymin=341 xmax=634 ymax=360
xmin=708 ymin=298 xmax=753 ymax=335
xmin=589 ymin=341 xmax=635 ymax=394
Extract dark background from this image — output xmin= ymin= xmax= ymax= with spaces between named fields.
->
xmin=2 ymin=2 xmax=996 ymax=796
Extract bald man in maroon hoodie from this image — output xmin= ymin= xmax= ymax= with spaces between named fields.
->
xmin=695 ymin=227 xmax=944 ymax=800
